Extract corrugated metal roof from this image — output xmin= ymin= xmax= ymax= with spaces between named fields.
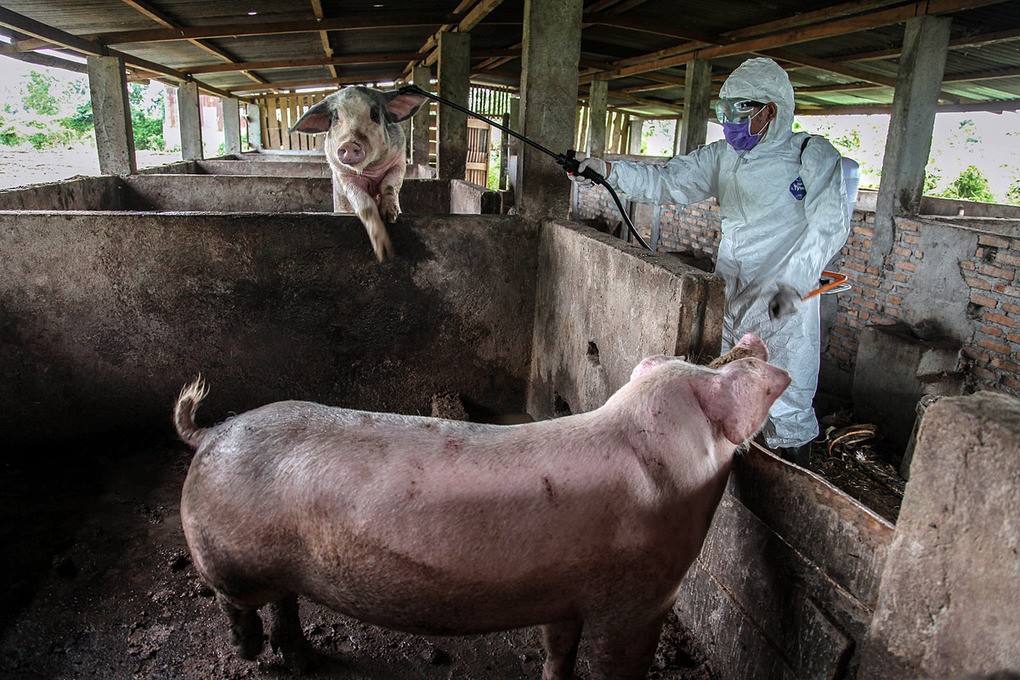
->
xmin=0 ymin=0 xmax=1017 ymax=116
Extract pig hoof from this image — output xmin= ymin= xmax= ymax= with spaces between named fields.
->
xmin=233 ymin=625 xmax=265 ymax=660
xmin=269 ymin=631 xmax=317 ymax=673
xmin=372 ymin=233 xmax=395 ymax=261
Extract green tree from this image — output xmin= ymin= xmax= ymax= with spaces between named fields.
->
xmin=23 ymin=71 xmax=60 ymax=116
xmin=939 ymin=165 xmax=996 ymax=203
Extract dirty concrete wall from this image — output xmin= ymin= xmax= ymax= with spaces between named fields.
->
xmin=676 ymin=445 xmax=895 ymax=679
xmin=860 ymin=392 xmax=1020 ymax=677
xmin=122 ymin=175 xmax=334 ymax=212
xmin=196 ymin=159 xmax=331 ymax=177
xmin=527 ymin=219 xmax=724 ymax=419
xmin=450 ymin=179 xmax=501 ymax=214
xmin=0 ymin=176 xmax=127 ymax=211
xmin=118 ymin=176 xmax=462 ymax=215
xmin=0 ymin=212 xmax=537 ymax=443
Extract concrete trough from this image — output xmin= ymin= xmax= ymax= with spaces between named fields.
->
xmin=0 ymin=173 xmax=498 ymax=215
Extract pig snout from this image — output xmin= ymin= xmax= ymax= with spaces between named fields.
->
xmin=337 ymin=141 xmax=365 ymax=166
xmin=734 ymin=333 xmax=769 ymax=361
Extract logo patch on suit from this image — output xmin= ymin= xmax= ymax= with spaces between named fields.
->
xmin=789 ymin=177 xmax=806 ymax=200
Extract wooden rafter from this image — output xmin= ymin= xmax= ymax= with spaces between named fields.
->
xmin=403 ymin=0 xmax=505 ymax=75
xmin=117 ymin=0 xmax=265 ymax=85
xmin=310 ymin=0 xmax=337 ymax=80
xmin=580 ymin=0 xmax=1011 ymax=84
xmin=0 ymin=6 xmax=232 ymax=97
xmin=9 ymin=13 xmax=463 ymax=51
xmin=187 ymin=52 xmax=425 ymax=76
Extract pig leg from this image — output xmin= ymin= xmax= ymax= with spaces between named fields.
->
xmin=217 ymin=595 xmax=265 ymax=660
xmin=339 ymin=180 xmax=394 ymax=261
xmin=377 ymin=163 xmax=407 ymax=225
xmin=587 ymin=613 xmax=666 ymax=680
xmin=541 ymin=619 xmax=583 ymax=680
xmin=268 ymin=595 xmax=317 ymax=672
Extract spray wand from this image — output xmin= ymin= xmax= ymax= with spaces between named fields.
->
xmin=399 ymin=84 xmax=850 ymax=312
xmin=397 ymin=84 xmax=650 ymax=250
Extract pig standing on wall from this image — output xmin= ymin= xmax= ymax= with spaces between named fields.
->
xmin=290 ymin=86 xmax=428 ymax=261
xmin=173 ymin=334 xmax=789 ymax=680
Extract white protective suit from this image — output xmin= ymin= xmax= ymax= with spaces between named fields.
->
xmin=607 ymin=58 xmax=851 ymax=448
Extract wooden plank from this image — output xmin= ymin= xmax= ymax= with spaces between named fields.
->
xmin=187 ymin=52 xmax=423 ymax=75
xmin=85 ymin=13 xmax=463 ymax=46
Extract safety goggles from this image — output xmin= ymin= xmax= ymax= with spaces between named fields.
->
xmin=715 ymin=98 xmax=766 ymax=124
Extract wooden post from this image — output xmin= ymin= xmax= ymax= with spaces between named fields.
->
xmin=86 ymin=55 xmax=136 ymax=175
xmin=587 ymin=79 xmax=608 ymax=159
xmin=411 ymin=65 xmax=432 ymax=168
xmin=679 ymin=59 xmax=712 ymax=155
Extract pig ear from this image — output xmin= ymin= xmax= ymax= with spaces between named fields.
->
xmin=630 ymin=355 xmax=682 ymax=382
xmin=693 ymin=361 xmax=780 ymax=445
xmin=385 ymin=91 xmax=428 ymax=122
xmin=290 ymin=98 xmax=335 ymax=134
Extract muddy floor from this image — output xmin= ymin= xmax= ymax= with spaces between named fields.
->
xmin=0 ymin=434 xmax=713 ymax=680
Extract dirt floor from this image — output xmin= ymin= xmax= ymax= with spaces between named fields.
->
xmin=808 ymin=406 xmax=906 ymax=524
xmin=0 ymin=434 xmax=714 ymax=680
xmin=0 ymin=148 xmax=181 ymax=190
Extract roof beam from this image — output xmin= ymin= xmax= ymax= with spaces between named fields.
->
xmin=187 ymin=51 xmax=425 ymax=75
xmin=415 ymin=0 xmax=505 ymax=71
xmin=797 ymin=98 xmax=1020 ymax=115
xmin=117 ymin=0 xmax=266 ymax=85
xmin=310 ymin=0 xmax=338 ymax=80
xmin=0 ymin=6 xmax=232 ymax=97
xmin=8 ymin=13 xmax=463 ymax=50
xmin=581 ymin=0 xmax=1011 ymax=83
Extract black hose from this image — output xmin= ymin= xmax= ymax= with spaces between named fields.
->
xmin=398 ymin=84 xmax=653 ymax=252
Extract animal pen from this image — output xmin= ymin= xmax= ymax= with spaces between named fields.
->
xmin=1 ymin=1 xmax=1019 ymax=679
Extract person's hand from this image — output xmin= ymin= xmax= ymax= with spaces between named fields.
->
xmin=768 ymin=284 xmax=801 ymax=321
xmin=567 ymin=156 xmax=608 ymax=187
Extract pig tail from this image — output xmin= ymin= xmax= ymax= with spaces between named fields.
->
xmin=174 ymin=376 xmax=210 ymax=448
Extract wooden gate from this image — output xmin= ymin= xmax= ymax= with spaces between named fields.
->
xmin=466 ymin=117 xmax=490 ymax=187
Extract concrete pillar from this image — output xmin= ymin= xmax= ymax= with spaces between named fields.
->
xmin=178 ymin=81 xmax=203 ymax=161
xmin=86 ymin=55 xmax=136 ymax=175
xmin=411 ymin=65 xmax=432 ymax=167
xmin=222 ymin=97 xmax=241 ymax=156
xmin=518 ymin=0 xmax=583 ymax=220
xmin=679 ymin=59 xmax=712 ymax=155
xmin=859 ymin=392 xmax=1020 ymax=677
xmin=586 ymin=79 xmax=608 ymax=159
xmin=872 ymin=15 xmax=951 ymax=265
xmin=245 ymin=102 xmax=262 ymax=150
xmin=437 ymin=32 xmax=469 ymax=180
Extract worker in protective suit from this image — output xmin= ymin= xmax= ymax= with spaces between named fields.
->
xmin=570 ymin=57 xmax=852 ymax=466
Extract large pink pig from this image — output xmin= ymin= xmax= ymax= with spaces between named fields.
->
xmin=173 ymin=334 xmax=789 ymax=679
xmin=290 ymin=86 xmax=428 ymax=261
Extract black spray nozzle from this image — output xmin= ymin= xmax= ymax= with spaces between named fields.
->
xmin=560 ymin=149 xmax=605 ymax=184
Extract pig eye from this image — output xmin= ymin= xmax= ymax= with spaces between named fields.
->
xmin=370 ymin=107 xmax=381 ymax=123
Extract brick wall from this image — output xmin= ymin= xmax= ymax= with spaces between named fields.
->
xmin=572 ymin=159 xmax=1020 ymax=399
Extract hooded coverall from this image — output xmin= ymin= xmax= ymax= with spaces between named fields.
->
xmin=606 ymin=58 xmax=851 ymax=449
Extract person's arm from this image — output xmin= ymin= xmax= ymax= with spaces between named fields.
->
xmin=607 ymin=143 xmax=722 ymax=206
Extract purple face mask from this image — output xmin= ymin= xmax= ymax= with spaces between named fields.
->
xmin=722 ymin=107 xmax=768 ymax=151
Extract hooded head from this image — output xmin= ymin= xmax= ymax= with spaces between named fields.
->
xmin=718 ymin=58 xmax=795 ymax=152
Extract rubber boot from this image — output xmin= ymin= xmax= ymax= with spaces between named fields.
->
xmin=779 ymin=443 xmax=811 ymax=467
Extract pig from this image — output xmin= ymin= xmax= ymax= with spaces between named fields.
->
xmin=172 ymin=334 xmax=789 ymax=679
xmin=289 ymin=86 xmax=428 ymax=261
